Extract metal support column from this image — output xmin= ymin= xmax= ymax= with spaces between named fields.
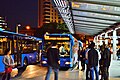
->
xmin=113 ymin=30 xmax=117 ymax=60
xmin=96 ymin=36 xmax=99 ymax=49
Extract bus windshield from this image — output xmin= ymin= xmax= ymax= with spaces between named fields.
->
xmin=42 ymin=41 xmax=70 ymax=58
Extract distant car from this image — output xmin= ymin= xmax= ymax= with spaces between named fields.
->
xmin=117 ymin=49 xmax=120 ymax=59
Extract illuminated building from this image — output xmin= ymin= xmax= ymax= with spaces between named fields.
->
xmin=0 ymin=16 xmax=8 ymax=30
xmin=38 ymin=0 xmax=63 ymax=28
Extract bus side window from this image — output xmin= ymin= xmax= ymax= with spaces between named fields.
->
xmin=0 ymin=42 xmax=3 ymax=55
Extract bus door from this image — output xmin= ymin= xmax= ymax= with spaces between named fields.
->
xmin=70 ymin=40 xmax=74 ymax=67
xmin=14 ymin=37 xmax=22 ymax=67
xmin=70 ymin=40 xmax=74 ymax=59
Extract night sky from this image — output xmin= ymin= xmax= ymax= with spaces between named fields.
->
xmin=0 ymin=0 xmax=38 ymax=31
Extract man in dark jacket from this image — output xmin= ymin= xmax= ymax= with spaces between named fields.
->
xmin=45 ymin=42 xmax=60 ymax=80
xmin=88 ymin=42 xmax=99 ymax=80
xmin=100 ymin=42 xmax=111 ymax=80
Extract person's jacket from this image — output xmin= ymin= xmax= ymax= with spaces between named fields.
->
xmin=2 ymin=55 xmax=14 ymax=68
xmin=88 ymin=48 xmax=98 ymax=68
xmin=47 ymin=47 xmax=60 ymax=68
xmin=101 ymin=48 xmax=111 ymax=67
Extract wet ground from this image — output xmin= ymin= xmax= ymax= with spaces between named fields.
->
xmin=0 ymin=59 xmax=120 ymax=80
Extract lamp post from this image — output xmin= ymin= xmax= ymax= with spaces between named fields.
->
xmin=16 ymin=24 xmax=21 ymax=33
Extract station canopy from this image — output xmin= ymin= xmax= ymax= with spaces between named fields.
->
xmin=52 ymin=0 xmax=120 ymax=36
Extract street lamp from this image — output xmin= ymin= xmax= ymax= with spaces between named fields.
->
xmin=26 ymin=26 xmax=30 ymax=30
xmin=16 ymin=24 xmax=21 ymax=33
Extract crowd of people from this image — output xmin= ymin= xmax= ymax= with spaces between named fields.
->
xmin=1 ymin=41 xmax=111 ymax=80
xmin=77 ymin=41 xmax=111 ymax=80
xmin=45 ymin=41 xmax=111 ymax=80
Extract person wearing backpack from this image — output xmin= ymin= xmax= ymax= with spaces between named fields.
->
xmin=88 ymin=42 xmax=99 ymax=80
xmin=100 ymin=42 xmax=111 ymax=80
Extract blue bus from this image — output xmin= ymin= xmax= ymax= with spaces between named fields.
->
xmin=0 ymin=30 xmax=42 ymax=73
xmin=41 ymin=33 xmax=82 ymax=68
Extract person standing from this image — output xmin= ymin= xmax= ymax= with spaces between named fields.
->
xmin=45 ymin=42 xmax=60 ymax=80
xmin=59 ymin=44 xmax=66 ymax=55
xmin=100 ymin=42 xmax=111 ymax=80
xmin=2 ymin=48 xmax=14 ymax=80
xmin=88 ymin=42 xmax=99 ymax=80
xmin=85 ymin=45 xmax=91 ymax=80
xmin=72 ymin=43 xmax=79 ymax=70
xmin=80 ymin=47 xmax=86 ymax=71
xmin=78 ymin=47 xmax=82 ymax=69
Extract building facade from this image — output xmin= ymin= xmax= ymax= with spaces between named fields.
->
xmin=38 ymin=0 xmax=63 ymax=28
xmin=0 ymin=16 xmax=7 ymax=30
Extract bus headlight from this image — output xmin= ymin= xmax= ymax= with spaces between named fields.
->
xmin=29 ymin=56 xmax=32 ymax=58
xmin=42 ymin=61 xmax=47 ymax=64
xmin=65 ymin=62 xmax=71 ymax=65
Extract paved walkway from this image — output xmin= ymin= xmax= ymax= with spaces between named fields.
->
xmin=81 ymin=59 xmax=120 ymax=80
xmin=13 ymin=59 xmax=120 ymax=80
xmin=1 ymin=55 xmax=120 ymax=80
xmin=109 ymin=59 xmax=120 ymax=80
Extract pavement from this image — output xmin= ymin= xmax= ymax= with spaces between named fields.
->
xmin=13 ymin=59 xmax=120 ymax=80
xmin=109 ymin=59 xmax=120 ymax=80
xmin=1 ymin=55 xmax=120 ymax=80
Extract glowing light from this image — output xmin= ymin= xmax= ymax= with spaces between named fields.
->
xmin=44 ymin=36 xmax=70 ymax=40
xmin=72 ymin=2 xmax=80 ymax=8
xmin=17 ymin=24 xmax=21 ymax=27
xmin=26 ymin=26 xmax=30 ymax=30
xmin=0 ymin=38 xmax=7 ymax=42
xmin=42 ymin=61 xmax=47 ymax=64
xmin=102 ymin=7 xmax=107 ymax=10
xmin=65 ymin=62 xmax=71 ymax=65
xmin=39 ymin=41 xmax=42 ymax=43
